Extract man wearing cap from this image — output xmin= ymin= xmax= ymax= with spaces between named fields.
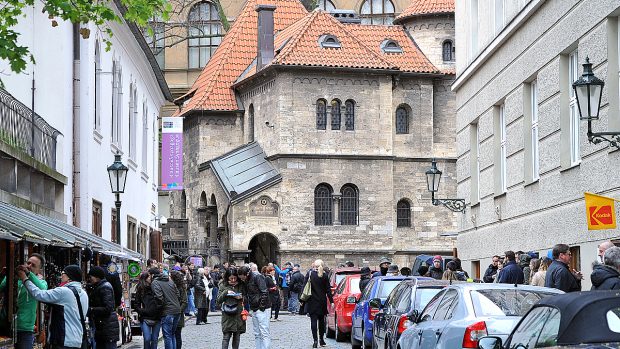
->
xmin=359 ymin=267 xmax=372 ymax=293
xmin=87 ymin=266 xmax=119 ymax=349
xmin=425 ymin=256 xmax=444 ymax=280
xmin=372 ymin=257 xmax=391 ymax=278
xmin=387 ymin=265 xmax=400 ymax=276
xmin=17 ymin=265 xmax=89 ymax=349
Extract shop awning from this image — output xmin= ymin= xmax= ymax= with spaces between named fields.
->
xmin=0 ymin=201 xmax=143 ymax=260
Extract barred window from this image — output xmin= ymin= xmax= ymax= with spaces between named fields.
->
xmin=331 ymin=99 xmax=341 ymax=130
xmin=314 ymin=184 xmax=333 ymax=225
xmin=443 ymin=40 xmax=454 ymax=62
xmin=396 ymin=106 xmax=409 ymax=134
xmin=317 ymin=99 xmax=327 ymax=130
xmin=396 ymin=199 xmax=411 ymax=227
xmin=340 ymin=184 xmax=358 ymax=225
xmin=345 ymin=100 xmax=355 ymax=130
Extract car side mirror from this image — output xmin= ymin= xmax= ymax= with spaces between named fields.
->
xmin=408 ymin=310 xmax=419 ymax=322
xmin=477 ymin=336 xmax=502 ymax=349
xmin=368 ymin=298 xmax=382 ymax=309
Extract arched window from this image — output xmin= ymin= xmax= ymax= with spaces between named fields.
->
xmin=200 ymin=191 xmax=207 ymax=207
xmin=345 ymin=100 xmax=355 ymax=130
xmin=360 ymin=0 xmax=395 ymax=25
xmin=396 ymin=199 xmax=411 ymax=227
xmin=340 ymin=184 xmax=358 ymax=225
xmin=94 ymin=41 xmax=101 ymax=131
xmin=314 ymin=184 xmax=333 ymax=226
xmin=316 ymin=99 xmax=327 ymax=130
xmin=111 ymin=60 xmax=122 ymax=145
xmin=318 ymin=0 xmax=336 ymax=11
xmin=396 ymin=106 xmax=409 ymax=134
xmin=331 ymin=99 xmax=341 ymax=130
xmin=181 ymin=190 xmax=187 ymax=219
xmin=443 ymin=40 xmax=454 ymax=62
xmin=248 ymin=104 xmax=255 ymax=142
xmin=188 ymin=1 xmax=222 ymax=68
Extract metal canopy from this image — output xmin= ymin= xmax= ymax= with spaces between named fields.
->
xmin=210 ymin=142 xmax=282 ymax=204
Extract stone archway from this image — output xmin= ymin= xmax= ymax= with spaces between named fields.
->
xmin=248 ymin=233 xmax=279 ymax=268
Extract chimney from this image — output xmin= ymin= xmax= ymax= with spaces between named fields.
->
xmin=256 ymin=4 xmax=276 ymax=71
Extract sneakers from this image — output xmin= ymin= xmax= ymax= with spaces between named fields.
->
xmin=319 ymin=338 xmax=327 ymax=347
xmin=312 ymin=341 xmax=318 ymax=349
xmin=270 ymin=318 xmax=277 ymax=322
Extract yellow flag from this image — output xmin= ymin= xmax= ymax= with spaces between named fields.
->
xmin=584 ymin=192 xmax=617 ymax=230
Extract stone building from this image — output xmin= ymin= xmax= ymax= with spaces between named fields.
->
xmin=453 ymin=0 xmax=620 ymax=288
xmin=165 ymin=0 xmax=459 ymax=268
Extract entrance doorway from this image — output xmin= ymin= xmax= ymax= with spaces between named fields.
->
xmin=248 ymin=233 xmax=279 ymax=268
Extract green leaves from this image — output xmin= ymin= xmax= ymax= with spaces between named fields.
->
xmin=0 ymin=0 xmax=169 ymax=74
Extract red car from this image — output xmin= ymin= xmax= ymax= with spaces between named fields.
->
xmin=326 ymin=274 xmax=361 ymax=342
xmin=329 ymin=267 xmax=361 ymax=292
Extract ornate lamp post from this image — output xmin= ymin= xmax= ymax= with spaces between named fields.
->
xmin=107 ymin=153 xmax=128 ymax=249
xmin=425 ymin=159 xmax=465 ymax=213
xmin=572 ymin=57 xmax=620 ymax=149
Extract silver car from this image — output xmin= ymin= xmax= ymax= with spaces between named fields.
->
xmin=397 ymin=283 xmax=563 ymax=349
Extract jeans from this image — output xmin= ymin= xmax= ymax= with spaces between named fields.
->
xmin=210 ymin=287 xmax=219 ymax=312
xmin=222 ymin=331 xmax=241 ymax=349
xmin=251 ymin=308 xmax=271 ymax=349
xmin=288 ymin=292 xmax=300 ymax=313
xmin=175 ymin=325 xmax=183 ymax=349
xmin=15 ymin=331 xmax=34 ymax=349
xmin=95 ymin=341 xmax=116 ymax=349
xmin=141 ymin=320 xmax=161 ymax=349
xmin=310 ymin=314 xmax=326 ymax=342
xmin=187 ymin=288 xmax=196 ymax=314
xmin=161 ymin=314 xmax=180 ymax=349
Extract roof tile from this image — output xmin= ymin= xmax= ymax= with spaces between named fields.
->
xmin=394 ymin=0 xmax=454 ymax=24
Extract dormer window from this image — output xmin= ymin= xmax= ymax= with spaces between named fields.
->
xmin=319 ymin=34 xmax=341 ymax=49
xmin=381 ymin=39 xmax=403 ymax=53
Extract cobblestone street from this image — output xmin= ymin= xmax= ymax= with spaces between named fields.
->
xmin=125 ymin=311 xmax=352 ymax=349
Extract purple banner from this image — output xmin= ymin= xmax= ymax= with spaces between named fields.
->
xmin=161 ymin=117 xmax=183 ymax=190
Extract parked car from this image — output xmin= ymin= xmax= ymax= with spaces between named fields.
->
xmin=411 ymin=254 xmax=454 ymax=276
xmin=327 ymin=274 xmax=361 ymax=341
xmin=397 ymin=283 xmax=563 ymax=349
xmin=371 ymin=279 xmax=446 ymax=349
xmin=478 ymin=290 xmax=620 ymax=349
xmin=351 ymin=276 xmax=413 ymax=348
xmin=330 ymin=267 xmax=362 ymax=291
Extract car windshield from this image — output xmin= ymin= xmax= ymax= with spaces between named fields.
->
xmin=471 ymin=289 xmax=559 ymax=317
xmin=349 ymin=278 xmax=361 ymax=293
xmin=377 ymin=280 xmax=401 ymax=298
xmin=414 ymin=288 xmax=443 ymax=310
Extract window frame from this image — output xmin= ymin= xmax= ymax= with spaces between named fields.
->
xmin=94 ymin=42 xmax=101 ymax=131
xmin=396 ymin=199 xmax=411 ymax=227
xmin=331 ymin=99 xmax=341 ymax=130
xmin=92 ymin=200 xmax=102 ymax=237
xmin=188 ymin=1 xmax=222 ymax=69
xmin=569 ymin=49 xmax=580 ymax=165
xmin=442 ymin=40 xmax=454 ymax=62
xmin=360 ymin=0 xmax=395 ymax=25
xmin=531 ymin=80 xmax=540 ymax=181
xmin=318 ymin=0 xmax=336 ymax=11
xmin=316 ymin=99 xmax=327 ymax=130
xmin=345 ymin=100 xmax=355 ymax=131
xmin=396 ymin=106 xmax=409 ymax=134
xmin=142 ymin=101 xmax=149 ymax=168
xmin=340 ymin=184 xmax=359 ymax=226
xmin=498 ymin=103 xmax=507 ymax=194
xmin=314 ymin=184 xmax=333 ymax=226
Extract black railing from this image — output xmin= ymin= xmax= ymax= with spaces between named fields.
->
xmin=0 ymin=88 xmax=60 ymax=169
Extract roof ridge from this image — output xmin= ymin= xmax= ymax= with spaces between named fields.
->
xmin=335 ymin=14 xmax=397 ymax=68
xmin=273 ymin=11 xmax=322 ymax=63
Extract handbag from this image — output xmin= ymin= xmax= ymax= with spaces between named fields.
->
xmin=69 ymin=286 xmax=91 ymax=349
xmin=240 ymin=301 xmax=248 ymax=321
xmin=221 ymin=303 xmax=238 ymax=315
xmin=300 ymin=280 xmax=312 ymax=302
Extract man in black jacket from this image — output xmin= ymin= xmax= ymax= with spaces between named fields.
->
xmin=151 ymin=268 xmax=181 ymax=349
xmin=591 ymin=246 xmax=620 ymax=290
xmin=498 ymin=251 xmax=524 ymax=284
xmin=87 ymin=266 xmax=119 ymax=349
xmin=239 ymin=265 xmax=271 ymax=349
xmin=287 ymin=265 xmax=304 ymax=314
xmin=359 ymin=267 xmax=372 ymax=293
xmin=98 ymin=254 xmax=123 ymax=309
xmin=545 ymin=244 xmax=582 ymax=292
xmin=483 ymin=256 xmax=500 ymax=283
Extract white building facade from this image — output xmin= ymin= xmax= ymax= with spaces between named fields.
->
xmin=454 ymin=0 xmax=620 ymax=288
xmin=0 ymin=0 xmax=171 ymax=258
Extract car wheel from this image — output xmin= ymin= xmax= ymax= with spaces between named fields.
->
xmin=335 ymin=316 xmax=347 ymax=342
xmin=362 ymin=325 xmax=371 ymax=349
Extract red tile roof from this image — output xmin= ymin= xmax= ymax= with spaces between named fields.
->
xmin=394 ymin=0 xmax=454 ymax=24
xmin=176 ymin=0 xmax=308 ymax=114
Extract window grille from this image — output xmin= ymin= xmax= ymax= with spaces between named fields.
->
xmin=340 ymin=185 xmax=358 ymax=225
xmin=317 ymin=99 xmax=327 ymax=130
xmin=331 ymin=99 xmax=341 ymax=130
xmin=396 ymin=200 xmax=411 ymax=227
xmin=396 ymin=106 xmax=409 ymax=134
xmin=345 ymin=100 xmax=355 ymax=130
xmin=314 ymin=184 xmax=333 ymax=225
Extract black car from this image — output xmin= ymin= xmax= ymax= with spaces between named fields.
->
xmin=478 ymin=290 xmax=620 ymax=349
xmin=372 ymin=279 xmax=447 ymax=349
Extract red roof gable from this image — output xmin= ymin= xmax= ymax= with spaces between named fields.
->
xmin=394 ymin=0 xmax=455 ymax=24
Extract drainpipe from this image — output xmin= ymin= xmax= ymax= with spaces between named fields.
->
xmin=72 ymin=23 xmax=81 ymax=227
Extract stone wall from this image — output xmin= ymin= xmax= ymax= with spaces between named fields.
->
xmin=402 ymin=14 xmax=455 ymax=71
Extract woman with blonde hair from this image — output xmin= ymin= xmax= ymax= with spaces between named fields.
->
xmin=530 ymin=257 xmax=551 ymax=286
xmin=304 ymin=259 xmax=333 ymax=348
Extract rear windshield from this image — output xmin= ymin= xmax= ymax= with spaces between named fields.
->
xmin=349 ymin=278 xmax=361 ymax=294
xmin=471 ymin=289 xmax=558 ymax=317
xmin=377 ymin=280 xmax=401 ymax=298
xmin=335 ymin=271 xmax=358 ymax=285
xmin=414 ymin=288 xmax=443 ymax=310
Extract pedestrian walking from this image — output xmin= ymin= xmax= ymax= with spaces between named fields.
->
xmin=287 ymin=264 xmax=304 ymax=314
xmin=151 ymin=267 xmax=182 ymax=349
xmin=372 ymin=257 xmax=391 ymax=277
xmin=545 ymin=244 xmax=582 ymax=292
xmin=358 ymin=267 xmax=372 ymax=294
xmin=304 ymin=259 xmax=334 ymax=348
xmin=183 ymin=264 xmax=195 ymax=316
xmin=86 ymin=266 xmax=119 ymax=349
xmin=425 ymin=256 xmax=444 ymax=280
xmin=530 ymin=257 xmax=550 ymax=286
xmin=263 ymin=267 xmax=281 ymax=321
xmin=135 ymin=271 xmax=162 ymax=349
xmin=238 ymin=265 xmax=271 ymax=349
xmin=591 ymin=246 xmax=620 ymax=290
xmin=98 ymin=254 xmax=123 ymax=309
xmin=170 ymin=270 xmax=188 ymax=349
xmin=210 ymin=265 xmax=222 ymax=312
xmin=217 ymin=268 xmax=246 ymax=349
xmin=194 ymin=267 xmax=213 ymax=324
xmin=0 ymin=253 xmax=47 ymax=349
xmin=498 ymin=251 xmax=525 ymax=284
xmin=18 ymin=265 xmax=89 ymax=349
xmin=483 ymin=256 xmax=500 ymax=283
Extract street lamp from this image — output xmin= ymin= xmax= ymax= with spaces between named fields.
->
xmin=572 ymin=57 xmax=620 ymax=149
xmin=425 ymin=159 xmax=465 ymax=213
xmin=108 ymin=153 xmax=128 ymax=249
